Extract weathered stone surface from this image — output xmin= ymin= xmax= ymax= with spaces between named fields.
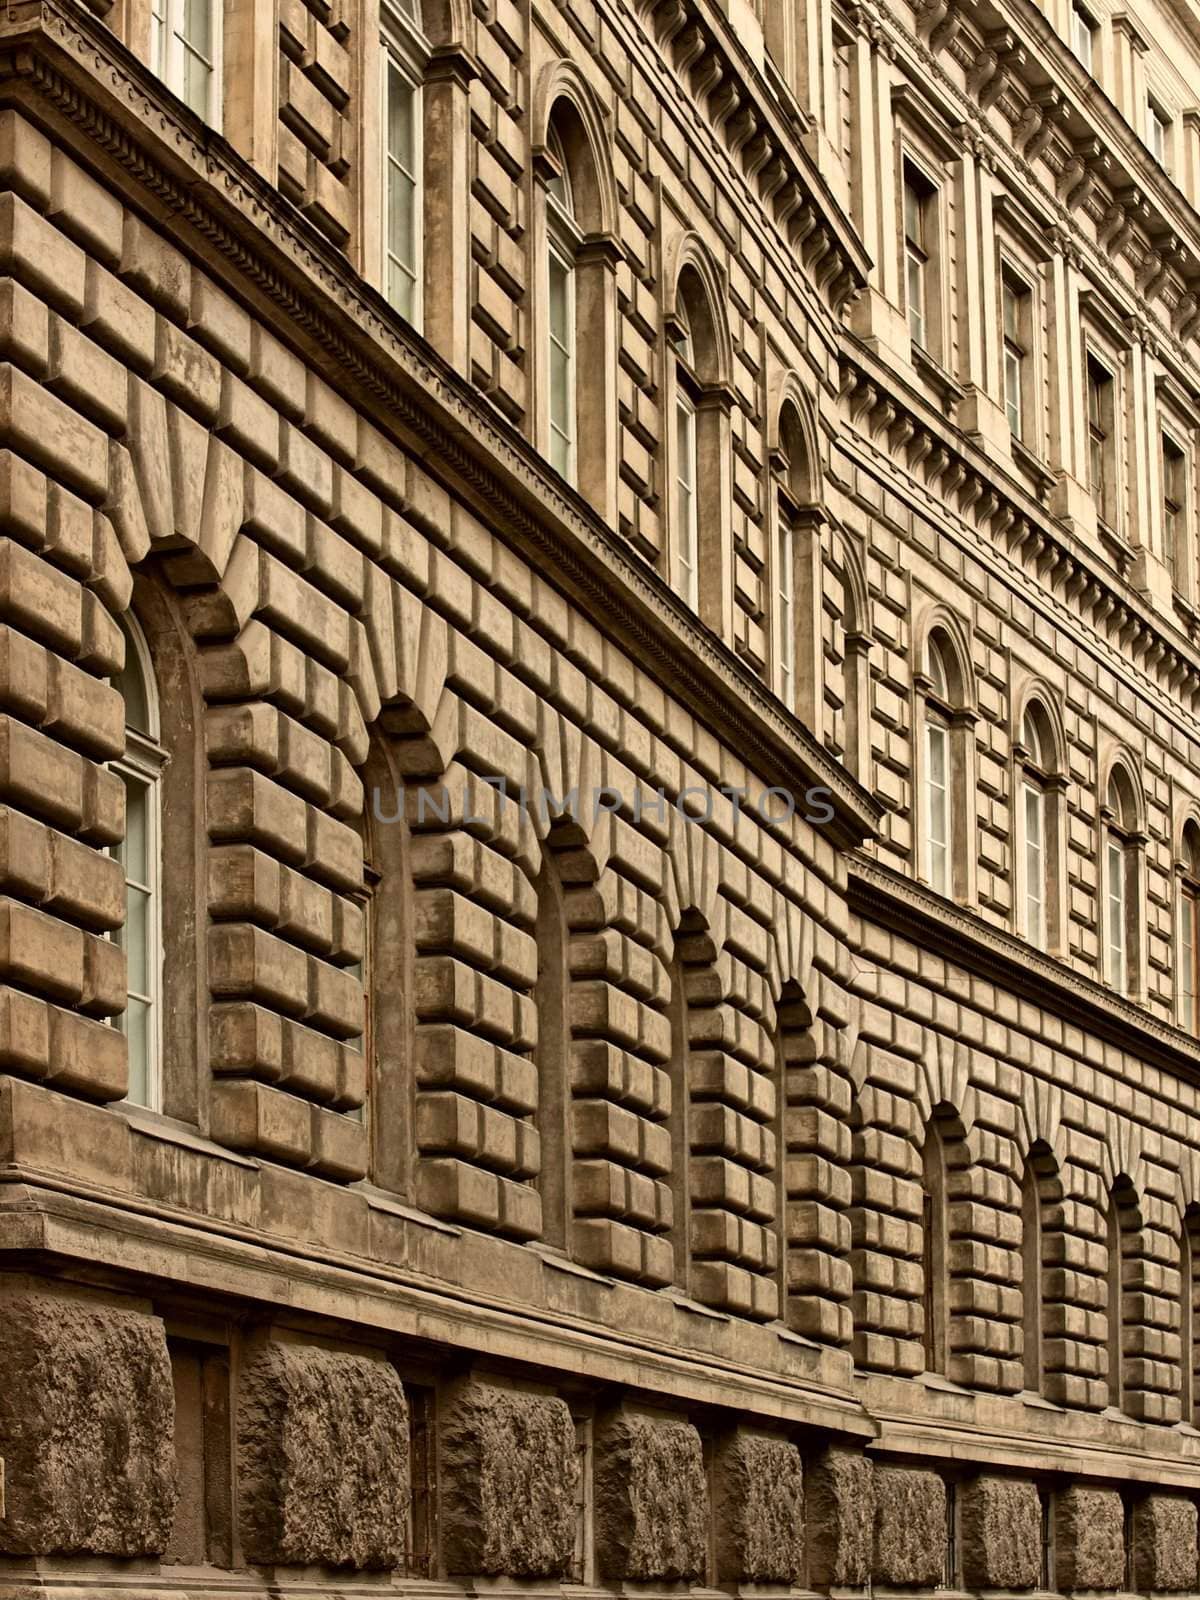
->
xmin=1134 ymin=1495 xmax=1199 ymax=1592
xmin=873 ymin=1465 xmax=946 ymax=1587
xmin=961 ymin=1475 xmax=1040 ymax=1589
xmin=712 ymin=1428 xmax=804 ymax=1583
xmin=1055 ymin=1485 xmax=1125 ymax=1592
xmin=237 ymin=1338 xmax=408 ymax=1569
xmin=0 ymin=1291 xmax=175 ymax=1555
xmin=595 ymin=1410 xmax=709 ymax=1581
xmin=440 ymin=1378 xmax=577 ymax=1577
xmin=807 ymin=1446 xmax=874 ymax=1586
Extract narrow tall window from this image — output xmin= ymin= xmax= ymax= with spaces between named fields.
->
xmin=152 ymin=0 xmax=221 ymax=124
xmin=1021 ymin=1162 xmax=1044 ymax=1392
xmin=674 ymin=373 xmax=699 ymax=608
xmin=924 ymin=637 xmax=954 ymax=898
xmin=1179 ymin=823 xmax=1200 ymax=1033
xmin=1002 ymin=274 xmax=1031 ymax=441
xmin=1040 ymin=1492 xmax=1055 ymax=1591
xmin=1182 ymin=1224 xmax=1197 ymax=1429
xmin=922 ymin=1122 xmax=949 ymax=1374
xmin=1162 ymin=432 xmax=1187 ymax=589
xmin=1106 ymin=1183 xmax=1138 ymax=1413
xmin=1103 ymin=770 xmax=1138 ymax=997
xmin=545 ymin=132 xmax=579 ymax=484
xmin=1071 ymin=1 xmax=1096 ymax=69
xmin=904 ymin=164 xmax=935 ymax=350
xmin=382 ymin=2 xmax=426 ymax=325
xmin=112 ymin=615 xmax=165 ymax=1110
xmin=1020 ymin=707 xmax=1052 ymax=949
xmin=776 ymin=515 xmax=795 ymax=709
xmin=1087 ymin=356 xmax=1114 ymax=523
xmin=1148 ymin=101 xmax=1170 ymax=166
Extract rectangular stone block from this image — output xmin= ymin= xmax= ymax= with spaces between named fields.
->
xmin=1055 ymin=1484 xmax=1124 ymax=1591
xmin=713 ymin=1428 xmax=804 ymax=1584
xmin=595 ymin=1409 xmax=708 ymax=1582
xmin=873 ymin=1465 xmax=946 ymax=1586
xmin=961 ymin=1474 xmax=1041 ymax=1590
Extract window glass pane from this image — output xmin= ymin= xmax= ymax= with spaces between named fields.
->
xmin=185 ymin=0 xmax=212 ymax=55
xmin=1025 ymin=783 xmax=1045 ymax=945
xmin=926 ymin=721 xmax=949 ymax=895
xmin=1108 ymin=837 xmax=1126 ymax=990
xmin=675 ymin=396 xmax=697 ymax=607
xmin=1182 ymin=892 xmax=1196 ymax=1032
xmin=385 ymin=60 xmax=419 ymax=320
xmin=777 ymin=517 xmax=794 ymax=704
xmin=124 ymin=998 xmax=152 ymax=1108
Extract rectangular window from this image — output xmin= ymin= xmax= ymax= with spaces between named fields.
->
xmin=1024 ymin=780 xmax=1045 ymax=948
xmin=547 ymin=242 xmax=576 ymax=482
xmin=776 ymin=512 xmax=795 ymax=709
xmin=1148 ymin=101 xmax=1169 ymax=165
xmin=903 ymin=164 xmax=935 ymax=351
xmin=925 ymin=718 xmax=949 ymax=896
xmin=116 ymin=769 xmax=160 ymax=1110
xmin=1002 ymin=274 xmax=1031 ymax=442
xmin=383 ymin=46 xmax=422 ymax=324
xmin=939 ymin=1482 xmax=958 ymax=1589
xmin=153 ymin=0 xmax=221 ymax=125
xmin=1162 ymin=432 xmax=1186 ymax=588
xmin=1087 ymin=356 xmax=1114 ymax=522
xmin=1182 ymin=886 xmax=1199 ymax=1034
xmin=164 ymin=1339 xmax=232 ymax=1568
xmin=1071 ymin=2 xmax=1096 ymax=70
xmin=569 ymin=1416 xmax=593 ymax=1583
xmin=1040 ymin=1491 xmax=1055 ymax=1591
xmin=1107 ymin=833 xmax=1127 ymax=994
xmin=675 ymin=391 xmax=699 ymax=609
xmin=407 ymin=1385 xmax=437 ymax=1576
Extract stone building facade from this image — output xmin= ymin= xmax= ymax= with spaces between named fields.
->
xmin=5 ymin=0 xmax=1200 ymax=1590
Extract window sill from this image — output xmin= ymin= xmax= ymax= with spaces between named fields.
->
xmin=912 ymin=343 xmax=965 ymax=413
xmin=1010 ymin=436 xmax=1056 ymax=502
xmin=1097 ymin=517 xmax=1136 ymax=580
xmin=121 ymin=1104 xmax=259 ymax=1169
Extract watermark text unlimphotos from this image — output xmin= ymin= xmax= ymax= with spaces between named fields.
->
xmin=371 ymin=779 xmax=835 ymax=828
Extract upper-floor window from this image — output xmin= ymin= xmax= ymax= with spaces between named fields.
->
xmin=382 ymin=0 xmax=427 ymax=326
xmin=903 ymin=162 xmax=937 ymax=351
xmin=923 ymin=634 xmax=956 ymax=897
xmin=1162 ymin=431 xmax=1188 ymax=589
xmin=152 ymin=0 xmax=221 ymax=125
xmin=1102 ymin=765 xmax=1141 ymax=997
xmin=1179 ymin=821 xmax=1200 ymax=1034
xmin=113 ymin=613 xmax=166 ymax=1110
xmin=544 ymin=130 xmax=579 ymax=484
xmin=1148 ymin=100 xmax=1170 ymax=166
xmin=1087 ymin=355 xmax=1115 ymax=524
xmin=674 ymin=329 xmax=700 ymax=610
xmin=1071 ymin=1 xmax=1097 ymax=70
xmin=1002 ymin=273 xmax=1032 ymax=443
xmin=1019 ymin=708 xmax=1050 ymax=948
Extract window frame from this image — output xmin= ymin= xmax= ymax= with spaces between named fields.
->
xmin=544 ymin=131 xmax=582 ymax=488
xmin=152 ymin=0 xmax=223 ymax=128
xmin=1071 ymin=1 xmax=1097 ymax=70
xmin=1086 ymin=351 xmax=1117 ymax=527
xmin=1161 ymin=427 xmax=1190 ymax=594
xmin=674 ymin=375 xmax=700 ymax=611
xmin=1179 ymin=825 xmax=1200 ymax=1035
xmin=1148 ymin=97 xmax=1171 ymax=167
xmin=111 ymin=613 xmax=167 ymax=1113
xmin=1000 ymin=268 xmax=1034 ymax=445
xmin=902 ymin=159 xmax=937 ymax=354
xmin=381 ymin=1 xmax=429 ymax=330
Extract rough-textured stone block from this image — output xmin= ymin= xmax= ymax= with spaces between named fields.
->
xmin=237 ymin=1338 xmax=408 ymax=1569
xmin=1134 ymin=1495 xmax=1199 ymax=1592
xmin=961 ymin=1475 xmax=1040 ymax=1589
xmin=440 ymin=1378 xmax=576 ymax=1577
xmin=873 ymin=1465 xmax=946 ymax=1587
xmin=595 ymin=1410 xmax=708 ymax=1582
xmin=807 ymin=1446 xmax=874 ymax=1586
xmin=0 ymin=1291 xmax=175 ymax=1555
xmin=713 ymin=1428 xmax=804 ymax=1583
xmin=1056 ymin=1485 xmax=1125 ymax=1591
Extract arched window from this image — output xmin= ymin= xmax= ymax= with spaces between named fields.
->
xmin=1106 ymin=1178 xmax=1140 ymax=1411
xmin=534 ymin=819 xmax=575 ymax=1250
xmin=770 ymin=401 xmax=818 ymax=718
xmin=928 ymin=630 xmax=953 ymax=902
xmin=544 ymin=127 xmax=579 ymax=485
xmin=1101 ymin=764 xmax=1141 ymax=997
xmin=381 ymin=0 xmax=429 ymax=326
xmin=1179 ymin=821 xmax=1200 ymax=1032
xmin=921 ymin=1119 xmax=950 ymax=1374
xmin=668 ymin=250 xmax=731 ymax=638
xmin=1021 ymin=1145 xmax=1060 ymax=1395
xmin=1016 ymin=699 xmax=1065 ymax=952
xmin=1182 ymin=1210 xmax=1200 ymax=1427
xmin=535 ymin=85 xmax=618 ymax=520
xmin=112 ymin=613 xmax=166 ymax=1110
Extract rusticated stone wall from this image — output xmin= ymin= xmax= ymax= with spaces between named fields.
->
xmin=806 ymin=1447 xmax=875 ymax=1588
xmin=440 ymin=1378 xmax=578 ymax=1577
xmin=712 ymin=1428 xmax=805 ymax=1584
xmin=595 ymin=1411 xmax=710 ymax=1582
xmin=0 ymin=1290 xmax=175 ymax=1557
xmin=1055 ymin=1485 xmax=1126 ymax=1592
xmin=236 ymin=1337 xmax=410 ymax=1569
xmin=961 ymin=1475 xmax=1042 ymax=1590
xmin=872 ymin=1466 xmax=947 ymax=1587
xmin=1133 ymin=1496 xmax=1200 ymax=1593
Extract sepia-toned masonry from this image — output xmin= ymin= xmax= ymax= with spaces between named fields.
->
xmin=12 ymin=0 xmax=1200 ymax=1588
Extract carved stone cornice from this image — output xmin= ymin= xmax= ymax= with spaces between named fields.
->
xmin=639 ymin=0 xmax=871 ymax=315
xmin=848 ymin=856 xmax=1200 ymax=1086
xmin=0 ymin=2 xmax=881 ymax=848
